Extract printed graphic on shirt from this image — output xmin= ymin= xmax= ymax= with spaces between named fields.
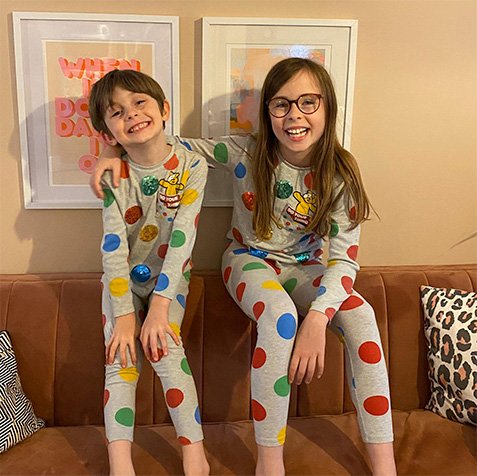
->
xmin=159 ymin=171 xmax=185 ymax=208
xmin=286 ymin=190 xmax=317 ymax=226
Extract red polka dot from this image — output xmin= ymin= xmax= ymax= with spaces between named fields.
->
xmin=182 ymin=258 xmax=191 ymax=272
xmin=358 ymin=342 xmax=382 ymax=364
xmin=120 ymin=160 xmax=130 ymax=179
xmin=347 ymin=245 xmax=359 ymax=261
xmin=158 ymin=244 xmax=168 ymax=259
xmin=264 ymin=259 xmax=281 ymax=275
xmin=341 ymin=276 xmax=354 ymax=294
xmin=363 ymin=395 xmax=389 ymax=416
xmin=252 ymin=347 xmax=267 ymax=368
xmin=304 ymin=172 xmax=313 ymax=189
xmin=339 ymin=295 xmax=364 ymax=311
xmin=223 ymin=266 xmax=232 ymax=284
xmin=232 ymin=227 xmax=244 ymax=245
xmin=166 ymin=388 xmax=184 ymax=408
xmin=236 ymin=282 xmax=246 ymax=302
xmin=102 ymin=314 xmax=106 ymax=327
xmin=312 ymin=276 xmax=323 ymax=288
xmin=325 ymin=308 xmax=336 ymax=319
xmin=349 ymin=206 xmax=357 ymax=220
xmin=178 ymin=436 xmax=192 ymax=445
xmin=313 ymin=248 xmax=323 ymax=258
xmin=241 ymin=191 xmax=255 ymax=211
xmin=302 ymin=259 xmax=321 ymax=267
xmin=253 ymin=301 xmax=265 ymax=320
xmin=164 ymin=154 xmax=179 ymax=170
xmin=252 ymin=399 xmax=267 ymax=421
xmin=103 ymin=389 xmax=110 ymax=406
xmin=194 ymin=213 xmax=200 ymax=228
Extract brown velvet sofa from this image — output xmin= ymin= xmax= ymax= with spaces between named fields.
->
xmin=0 ymin=265 xmax=476 ymax=475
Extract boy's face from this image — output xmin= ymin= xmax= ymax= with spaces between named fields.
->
xmin=103 ymin=87 xmax=170 ymax=149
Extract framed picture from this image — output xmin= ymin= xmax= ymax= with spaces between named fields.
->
xmin=201 ymin=17 xmax=357 ymax=206
xmin=13 ymin=12 xmax=179 ymax=209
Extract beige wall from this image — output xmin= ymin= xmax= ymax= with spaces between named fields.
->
xmin=1 ymin=0 xmax=476 ymax=274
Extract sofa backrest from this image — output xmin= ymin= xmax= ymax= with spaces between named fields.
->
xmin=1 ymin=265 xmax=475 ymax=426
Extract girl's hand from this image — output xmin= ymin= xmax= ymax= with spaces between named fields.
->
xmin=140 ymin=294 xmax=180 ymax=362
xmin=106 ymin=312 xmax=137 ymax=367
xmin=90 ymin=145 xmax=123 ymax=199
xmin=288 ymin=310 xmax=328 ymax=385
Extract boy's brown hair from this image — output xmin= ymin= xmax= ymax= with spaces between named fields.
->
xmin=88 ymin=69 xmax=167 ymax=137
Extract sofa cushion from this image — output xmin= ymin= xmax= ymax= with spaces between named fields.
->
xmin=420 ymin=286 xmax=477 ymax=425
xmin=0 ymin=331 xmax=45 ymax=453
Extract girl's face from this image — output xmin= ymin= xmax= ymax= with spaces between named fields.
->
xmin=269 ymin=70 xmax=325 ymax=167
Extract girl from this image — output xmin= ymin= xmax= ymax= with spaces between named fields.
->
xmin=91 ymin=58 xmax=396 ymax=476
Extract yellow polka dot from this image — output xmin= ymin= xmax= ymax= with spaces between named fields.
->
xmin=170 ymin=323 xmax=181 ymax=338
xmin=181 ymin=189 xmax=198 ymax=205
xmin=139 ymin=224 xmax=158 ymax=242
xmin=181 ymin=170 xmax=190 ymax=186
xmin=327 ymin=259 xmax=339 ymax=267
xmin=262 ymin=280 xmax=282 ymax=290
xmin=277 ymin=426 xmax=286 ymax=445
xmin=109 ymin=278 xmax=129 ymax=297
xmin=118 ymin=367 xmax=139 ymax=382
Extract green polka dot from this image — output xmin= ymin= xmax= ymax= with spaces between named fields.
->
xmin=170 ymin=230 xmax=186 ymax=247
xmin=274 ymin=376 xmax=290 ymax=397
xmin=141 ymin=176 xmax=159 ymax=195
xmin=330 ymin=221 xmax=339 ymax=237
xmin=115 ymin=407 xmax=134 ymax=427
xmin=283 ymin=278 xmax=298 ymax=294
xmin=103 ymin=188 xmax=115 ymax=207
xmin=180 ymin=358 xmax=192 ymax=375
xmin=183 ymin=270 xmax=191 ymax=282
xmin=275 ymin=180 xmax=293 ymax=199
xmin=242 ymin=262 xmax=268 ymax=271
xmin=214 ymin=143 xmax=228 ymax=164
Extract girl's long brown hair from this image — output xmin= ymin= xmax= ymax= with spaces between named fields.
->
xmin=252 ymin=57 xmax=371 ymax=240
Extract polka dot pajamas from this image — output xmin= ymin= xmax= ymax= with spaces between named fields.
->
xmin=174 ymin=135 xmax=394 ymax=446
xmin=100 ymin=142 xmax=207 ymax=445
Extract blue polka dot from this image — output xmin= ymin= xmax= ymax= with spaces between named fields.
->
xmin=155 ymin=273 xmax=169 ymax=292
xmin=177 ymin=294 xmax=186 ymax=308
xmin=194 ymin=406 xmax=201 ymax=424
xmin=191 ymin=159 xmax=200 ymax=168
xmin=167 ymin=217 xmax=173 ymax=222
xmin=249 ymin=247 xmax=268 ymax=259
xmin=233 ymin=248 xmax=249 ymax=255
xmin=234 ymin=162 xmax=246 ymax=179
xmin=337 ymin=326 xmax=345 ymax=337
xmin=317 ymin=286 xmax=327 ymax=297
xmin=276 ymin=313 xmax=296 ymax=339
xmin=130 ymin=264 xmax=151 ymax=283
xmin=180 ymin=139 xmax=192 ymax=151
xmin=102 ymin=234 xmax=120 ymax=252
xmin=352 ymin=377 xmax=356 ymax=388
xmin=299 ymin=233 xmax=313 ymax=243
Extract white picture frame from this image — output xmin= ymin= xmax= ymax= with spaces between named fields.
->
xmin=12 ymin=12 xmax=180 ymax=209
xmin=201 ymin=17 xmax=358 ymax=206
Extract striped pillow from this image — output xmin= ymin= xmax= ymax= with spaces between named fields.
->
xmin=0 ymin=331 xmax=45 ymax=452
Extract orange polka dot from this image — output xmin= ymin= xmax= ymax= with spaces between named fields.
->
xmin=358 ymin=342 xmax=382 ymax=364
xmin=236 ymin=282 xmax=246 ymax=302
xmin=253 ymin=301 xmax=265 ymax=320
xmin=252 ymin=347 xmax=267 ymax=369
xmin=178 ymin=436 xmax=191 ymax=445
xmin=339 ymin=295 xmax=364 ymax=311
xmin=252 ymin=399 xmax=267 ymax=421
xmin=304 ymin=172 xmax=313 ymax=189
xmin=166 ymin=388 xmax=184 ymax=408
xmin=120 ymin=160 xmax=130 ymax=179
xmin=103 ymin=389 xmax=110 ymax=406
xmin=164 ymin=154 xmax=179 ymax=170
xmin=223 ymin=266 xmax=232 ymax=284
xmin=363 ymin=395 xmax=389 ymax=416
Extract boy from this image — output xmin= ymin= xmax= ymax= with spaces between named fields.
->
xmin=89 ymin=69 xmax=209 ymax=476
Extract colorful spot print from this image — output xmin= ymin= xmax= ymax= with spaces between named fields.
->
xmin=277 ymin=426 xmax=287 ymax=445
xmin=158 ymin=244 xmax=168 ymax=259
xmin=103 ymin=234 xmax=121 ymax=252
xmin=236 ymin=282 xmax=246 ymax=302
xmin=349 ymin=206 xmax=357 ymax=220
xmin=194 ymin=213 xmax=200 ymax=228
xmin=179 ymin=139 xmax=192 ymax=151
xmin=139 ymin=225 xmax=158 ymax=242
xmin=103 ymin=389 xmax=110 ymax=406
xmin=341 ymin=276 xmax=354 ymax=294
xmin=340 ymin=295 xmax=364 ymax=311
xmin=115 ymin=407 xmax=134 ymax=427
xmin=243 ymin=262 xmax=268 ymax=271
xmin=183 ymin=270 xmax=191 ymax=282
xmin=166 ymin=388 xmax=184 ymax=408
xmin=283 ymin=278 xmax=298 ymax=294
xmin=358 ymin=342 xmax=382 ymax=364
xmin=118 ymin=367 xmax=139 ymax=382
xmin=181 ymin=189 xmax=198 ymax=205
xmin=141 ymin=175 xmax=159 ymax=195
xmin=125 ymin=205 xmax=143 ymax=224
xmin=223 ymin=266 xmax=232 ymax=284
xmin=241 ymin=191 xmax=255 ymax=210
xmin=275 ymin=180 xmax=293 ymax=199
xmin=170 ymin=323 xmax=181 ymax=338
xmin=164 ymin=154 xmax=179 ymax=170
xmin=194 ymin=406 xmax=202 ymax=424
xmin=249 ymin=248 xmax=269 ymax=259
xmin=214 ymin=143 xmax=228 ymax=164
xmin=347 ymin=245 xmax=359 ymax=260
xmin=130 ymin=264 xmax=151 ymax=283
xmin=304 ymin=172 xmax=313 ymax=189
xmin=252 ymin=399 xmax=267 ymax=421
xmin=234 ymin=162 xmax=247 ymax=179
xmin=177 ymin=294 xmax=186 ymax=308
xmin=120 ymin=160 xmax=130 ymax=179
xmin=274 ymin=376 xmax=291 ymax=397
xmin=233 ymin=248 xmax=249 ymax=255
xmin=325 ymin=308 xmax=336 ymax=319
xmin=253 ymin=301 xmax=265 ymax=320
xmin=170 ymin=230 xmax=186 ymax=247
xmin=155 ymin=273 xmax=169 ymax=292
xmin=180 ymin=358 xmax=192 ymax=375
xmin=330 ymin=222 xmax=339 ymax=237
xmin=252 ymin=347 xmax=267 ymax=369
xmin=109 ymin=278 xmax=128 ymax=297
xmin=103 ymin=189 xmax=115 ymax=207
xmin=232 ymin=227 xmax=244 ymax=245
xmin=312 ymin=276 xmax=323 ymax=288
xmin=178 ymin=436 xmax=191 ymax=445
xmin=317 ymin=286 xmax=327 ymax=297
xmin=363 ymin=395 xmax=389 ymax=416
xmin=262 ymin=281 xmax=282 ymax=290
xmin=276 ymin=313 xmax=296 ymax=339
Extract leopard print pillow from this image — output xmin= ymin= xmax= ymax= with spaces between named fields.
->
xmin=420 ymin=286 xmax=476 ymax=426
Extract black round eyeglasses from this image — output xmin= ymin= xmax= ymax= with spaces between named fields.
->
xmin=267 ymin=93 xmax=323 ymax=118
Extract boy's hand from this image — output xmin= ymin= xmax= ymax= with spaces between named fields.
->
xmin=140 ymin=294 xmax=180 ymax=362
xmin=288 ymin=310 xmax=328 ymax=385
xmin=90 ymin=145 xmax=123 ymax=199
xmin=106 ymin=312 xmax=137 ymax=367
